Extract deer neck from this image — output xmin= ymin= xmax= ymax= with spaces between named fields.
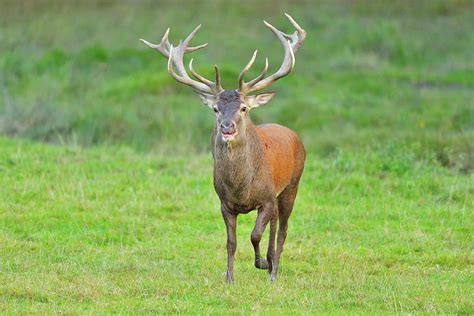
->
xmin=212 ymin=121 xmax=263 ymax=194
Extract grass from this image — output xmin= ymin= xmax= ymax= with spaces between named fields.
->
xmin=0 ymin=137 xmax=472 ymax=313
xmin=0 ymin=0 xmax=473 ymax=313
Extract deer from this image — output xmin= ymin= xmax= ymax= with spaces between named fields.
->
xmin=140 ymin=13 xmax=306 ymax=283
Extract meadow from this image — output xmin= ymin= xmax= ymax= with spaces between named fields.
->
xmin=1 ymin=0 xmax=473 ymax=313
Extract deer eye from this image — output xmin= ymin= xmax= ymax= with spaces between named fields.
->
xmin=213 ymin=107 xmax=218 ymax=113
xmin=241 ymin=106 xmax=247 ymax=113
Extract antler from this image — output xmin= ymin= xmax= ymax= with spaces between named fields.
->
xmin=238 ymin=13 xmax=306 ymax=95
xmin=140 ymin=25 xmax=223 ymax=95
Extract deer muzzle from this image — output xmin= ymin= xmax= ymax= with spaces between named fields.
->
xmin=220 ymin=120 xmax=237 ymax=141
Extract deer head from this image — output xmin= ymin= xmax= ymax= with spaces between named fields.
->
xmin=140 ymin=13 xmax=306 ymax=142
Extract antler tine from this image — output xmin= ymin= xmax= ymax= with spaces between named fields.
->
xmin=238 ymin=50 xmax=258 ymax=91
xmin=189 ymin=59 xmax=223 ymax=93
xmin=139 ymin=28 xmax=170 ymax=57
xmin=140 ymin=28 xmax=208 ymax=59
xmin=186 ymin=43 xmax=209 ymax=53
xmin=167 ymin=46 xmax=211 ymax=92
xmin=166 ymin=25 xmax=202 ymax=78
xmin=214 ymin=65 xmax=221 ymax=89
xmin=237 ymin=14 xmax=305 ymax=95
xmin=284 ymin=13 xmax=307 ymax=52
xmin=246 ymin=57 xmax=269 ymax=89
xmin=183 ymin=25 xmax=203 ymax=48
xmin=142 ymin=24 xmax=223 ymax=95
xmin=159 ymin=25 xmax=223 ymax=94
xmin=263 ymin=19 xmax=296 ymax=70
xmin=189 ymin=58 xmax=214 ymax=86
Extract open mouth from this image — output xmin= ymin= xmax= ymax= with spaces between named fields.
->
xmin=222 ymin=131 xmax=238 ymax=141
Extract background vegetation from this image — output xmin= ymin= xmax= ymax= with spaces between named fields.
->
xmin=1 ymin=0 xmax=473 ymax=313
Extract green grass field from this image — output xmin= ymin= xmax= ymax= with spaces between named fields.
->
xmin=1 ymin=137 xmax=472 ymax=313
xmin=1 ymin=0 xmax=473 ymax=314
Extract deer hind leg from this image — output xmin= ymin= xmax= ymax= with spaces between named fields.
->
xmin=251 ymin=201 xmax=276 ymax=270
xmin=266 ymin=214 xmax=277 ymax=273
xmin=270 ymin=184 xmax=299 ymax=281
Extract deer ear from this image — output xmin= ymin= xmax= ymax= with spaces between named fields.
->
xmin=245 ymin=91 xmax=276 ymax=108
xmin=197 ymin=93 xmax=218 ymax=109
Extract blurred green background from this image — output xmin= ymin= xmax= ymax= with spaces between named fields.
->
xmin=1 ymin=1 xmax=474 ymax=313
xmin=1 ymin=0 xmax=473 ymax=171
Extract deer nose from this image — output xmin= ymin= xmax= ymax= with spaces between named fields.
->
xmin=220 ymin=121 xmax=235 ymax=133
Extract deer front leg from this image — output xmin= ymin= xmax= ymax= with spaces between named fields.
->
xmin=221 ymin=206 xmax=237 ymax=284
xmin=251 ymin=201 xmax=276 ymax=270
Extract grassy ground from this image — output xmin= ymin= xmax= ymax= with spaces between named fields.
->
xmin=1 ymin=0 xmax=473 ymax=314
xmin=1 ymin=137 xmax=472 ymax=313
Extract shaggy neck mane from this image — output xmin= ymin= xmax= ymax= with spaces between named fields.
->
xmin=212 ymin=120 xmax=264 ymax=198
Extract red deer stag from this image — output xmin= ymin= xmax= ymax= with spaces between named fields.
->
xmin=141 ymin=13 xmax=306 ymax=283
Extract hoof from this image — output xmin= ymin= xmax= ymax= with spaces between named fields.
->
xmin=269 ymin=267 xmax=278 ymax=282
xmin=225 ymin=271 xmax=234 ymax=284
xmin=255 ymin=258 xmax=269 ymax=270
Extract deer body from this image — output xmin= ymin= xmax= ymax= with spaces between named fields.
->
xmin=210 ymin=90 xmax=305 ymax=282
xmin=141 ymin=13 xmax=306 ymax=282
xmin=213 ymin=120 xmax=305 ymax=211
